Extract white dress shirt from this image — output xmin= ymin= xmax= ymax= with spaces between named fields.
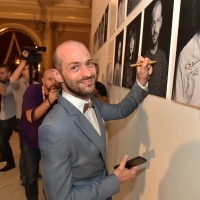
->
xmin=62 ymin=91 xmax=101 ymax=136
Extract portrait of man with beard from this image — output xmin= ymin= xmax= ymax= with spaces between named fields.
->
xmin=141 ymin=0 xmax=174 ymax=98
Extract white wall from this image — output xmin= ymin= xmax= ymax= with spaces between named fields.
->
xmin=91 ymin=0 xmax=200 ymax=199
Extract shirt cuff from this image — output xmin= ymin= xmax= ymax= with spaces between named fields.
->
xmin=136 ymin=79 xmax=148 ymax=91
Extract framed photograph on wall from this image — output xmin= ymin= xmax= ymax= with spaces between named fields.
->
xmin=117 ymin=0 xmax=126 ymax=28
xmin=141 ymin=0 xmax=174 ymax=98
xmin=93 ymin=30 xmax=98 ymax=54
xmin=100 ymin=15 xmax=105 ymax=48
xmin=107 ymin=39 xmax=115 ymax=84
xmin=113 ymin=29 xmax=124 ymax=86
xmin=126 ymin=0 xmax=141 ymax=16
xmin=104 ymin=5 xmax=109 ymax=43
xmin=122 ymin=12 xmax=142 ymax=89
xmin=98 ymin=23 xmax=101 ymax=51
xmin=172 ymin=0 xmax=200 ymax=108
xmin=110 ymin=0 xmax=117 ymax=36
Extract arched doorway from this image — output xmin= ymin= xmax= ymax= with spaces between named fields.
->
xmin=0 ymin=23 xmax=43 ymax=81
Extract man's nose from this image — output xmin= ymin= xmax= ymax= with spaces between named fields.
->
xmin=51 ymin=78 xmax=56 ymax=85
xmin=80 ymin=65 xmax=92 ymax=76
xmin=154 ymin=23 xmax=159 ymax=33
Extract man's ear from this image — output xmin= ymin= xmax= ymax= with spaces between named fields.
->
xmin=52 ymin=69 xmax=64 ymax=83
xmin=42 ymin=77 xmax=45 ymax=85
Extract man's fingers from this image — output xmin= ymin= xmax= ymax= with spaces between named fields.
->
xmin=118 ymin=155 xmax=128 ymax=169
xmin=137 ymin=55 xmax=145 ymax=64
xmin=50 ymin=90 xmax=58 ymax=93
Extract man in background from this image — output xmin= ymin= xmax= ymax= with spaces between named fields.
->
xmin=93 ymin=63 xmax=108 ymax=103
xmin=145 ymin=0 xmax=168 ymax=98
xmin=10 ymin=50 xmax=38 ymax=187
xmin=20 ymin=68 xmax=59 ymax=200
xmin=0 ymin=64 xmax=16 ymax=172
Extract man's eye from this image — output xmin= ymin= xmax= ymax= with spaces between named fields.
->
xmin=86 ymin=62 xmax=94 ymax=67
xmin=71 ymin=65 xmax=79 ymax=70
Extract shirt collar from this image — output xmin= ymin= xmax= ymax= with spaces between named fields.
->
xmin=62 ymin=90 xmax=90 ymax=113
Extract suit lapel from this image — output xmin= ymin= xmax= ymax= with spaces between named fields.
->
xmin=75 ymin=115 xmax=106 ymax=157
xmin=58 ymin=94 xmax=106 ymax=161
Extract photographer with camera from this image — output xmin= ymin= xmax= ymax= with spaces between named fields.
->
xmin=10 ymin=50 xmax=39 ymax=187
xmin=19 ymin=68 xmax=59 ymax=200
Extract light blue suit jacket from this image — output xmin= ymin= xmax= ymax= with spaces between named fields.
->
xmin=38 ymin=82 xmax=148 ymax=200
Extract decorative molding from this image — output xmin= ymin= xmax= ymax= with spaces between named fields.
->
xmin=0 ymin=0 xmax=92 ymax=24
xmin=0 ymin=23 xmax=42 ymax=46
xmin=38 ymin=0 xmax=53 ymax=6
xmin=0 ymin=6 xmax=91 ymax=24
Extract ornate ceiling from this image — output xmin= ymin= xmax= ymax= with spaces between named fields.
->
xmin=0 ymin=0 xmax=92 ymax=25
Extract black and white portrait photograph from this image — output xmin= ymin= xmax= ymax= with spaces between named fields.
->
xmin=98 ymin=23 xmax=101 ymax=51
xmin=93 ymin=30 xmax=97 ymax=54
xmin=100 ymin=15 xmax=105 ymax=48
xmin=107 ymin=39 xmax=115 ymax=84
xmin=122 ymin=13 xmax=142 ymax=89
xmin=117 ymin=0 xmax=126 ymax=28
xmin=141 ymin=0 xmax=174 ymax=98
xmin=127 ymin=0 xmax=141 ymax=16
xmin=110 ymin=0 xmax=118 ymax=36
xmin=172 ymin=0 xmax=200 ymax=108
xmin=104 ymin=5 xmax=109 ymax=43
xmin=113 ymin=30 xmax=124 ymax=86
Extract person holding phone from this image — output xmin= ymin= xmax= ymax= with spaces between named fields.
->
xmin=38 ymin=40 xmax=152 ymax=200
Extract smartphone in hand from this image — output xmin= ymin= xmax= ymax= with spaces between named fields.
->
xmin=114 ymin=156 xmax=147 ymax=169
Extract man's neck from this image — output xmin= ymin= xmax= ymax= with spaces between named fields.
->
xmin=150 ymin=43 xmax=158 ymax=55
xmin=61 ymin=83 xmax=90 ymax=101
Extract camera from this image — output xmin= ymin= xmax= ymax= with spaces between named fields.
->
xmin=22 ymin=46 xmax=46 ymax=63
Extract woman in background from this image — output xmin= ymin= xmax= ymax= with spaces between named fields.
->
xmin=113 ymin=40 xmax=122 ymax=86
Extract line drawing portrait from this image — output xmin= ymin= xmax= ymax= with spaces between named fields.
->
xmin=172 ymin=0 xmax=200 ymax=107
xmin=117 ymin=0 xmax=126 ymax=28
xmin=127 ymin=0 xmax=141 ymax=16
xmin=122 ymin=13 xmax=142 ymax=89
xmin=141 ymin=0 xmax=174 ymax=98
xmin=113 ymin=30 xmax=124 ymax=86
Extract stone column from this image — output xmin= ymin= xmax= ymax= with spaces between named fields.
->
xmin=40 ymin=22 xmax=53 ymax=79
xmin=52 ymin=22 xmax=58 ymax=50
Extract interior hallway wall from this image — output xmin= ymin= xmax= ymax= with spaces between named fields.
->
xmin=91 ymin=0 xmax=200 ymax=199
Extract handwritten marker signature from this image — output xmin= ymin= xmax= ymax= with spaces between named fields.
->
xmin=185 ymin=59 xmax=200 ymax=81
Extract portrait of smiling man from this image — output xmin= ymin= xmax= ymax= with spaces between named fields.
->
xmin=38 ymin=40 xmax=152 ymax=200
xmin=142 ymin=0 xmax=174 ymax=98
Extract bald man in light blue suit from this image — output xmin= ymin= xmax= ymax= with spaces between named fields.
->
xmin=38 ymin=40 xmax=152 ymax=200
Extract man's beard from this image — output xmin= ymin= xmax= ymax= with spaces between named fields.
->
xmin=62 ymin=75 xmax=95 ymax=98
xmin=152 ymin=33 xmax=158 ymax=46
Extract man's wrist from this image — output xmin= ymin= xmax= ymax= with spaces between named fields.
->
xmin=136 ymin=79 xmax=148 ymax=91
